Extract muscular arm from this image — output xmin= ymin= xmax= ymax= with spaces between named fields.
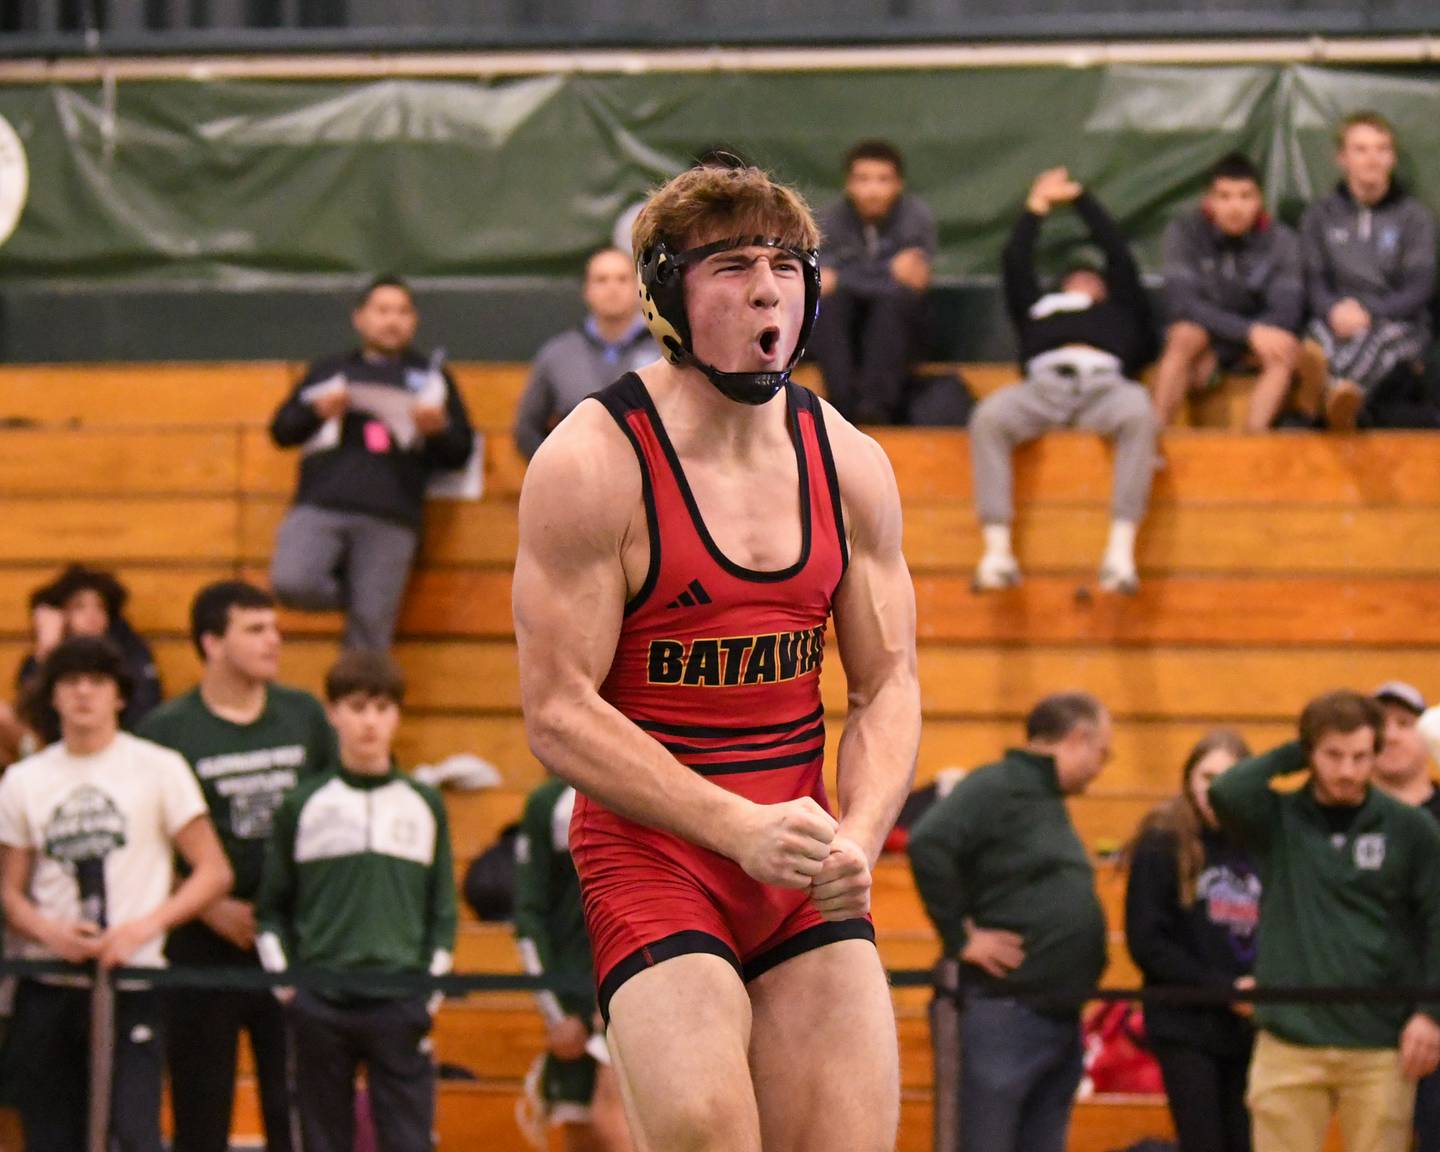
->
xmin=827 ymin=413 xmax=921 ymax=865
xmin=514 ymin=404 xmax=834 ymax=884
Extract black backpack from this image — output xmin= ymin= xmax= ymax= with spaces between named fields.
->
xmin=462 ymin=823 xmax=521 ymax=922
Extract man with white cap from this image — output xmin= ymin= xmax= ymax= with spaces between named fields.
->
xmin=1373 ymin=680 xmax=1440 ymax=1151
xmin=1373 ymin=682 xmax=1440 ymax=817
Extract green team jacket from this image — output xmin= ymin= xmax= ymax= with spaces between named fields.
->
xmin=1208 ymin=741 xmax=1440 ymax=1048
xmin=256 ymin=766 xmax=457 ymax=984
xmin=907 ymin=749 xmax=1108 ymax=1005
xmin=512 ymin=778 xmax=593 ymax=1024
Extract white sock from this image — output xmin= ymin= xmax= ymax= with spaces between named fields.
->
xmin=1103 ymin=520 xmax=1137 ymax=572
xmin=982 ymin=524 xmax=1014 ymax=562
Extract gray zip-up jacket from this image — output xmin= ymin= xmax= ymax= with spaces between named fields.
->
xmin=1300 ymin=180 xmax=1437 ymax=335
xmin=514 ymin=321 xmax=658 ymax=459
xmin=1162 ymin=209 xmax=1304 ymax=344
xmin=819 ymin=193 xmax=938 ymax=298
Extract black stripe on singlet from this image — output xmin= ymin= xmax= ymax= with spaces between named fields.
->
xmin=596 ymin=373 xmax=661 ymax=616
xmin=795 ymin=383 xmax=850 ymax=577
xmin=656 ymin=720 xmax=827 ymax=757
xmin=634 ymin=704 xmax=826 ymax=740
xmin=682 ymin=746 xmax=824 ymax=778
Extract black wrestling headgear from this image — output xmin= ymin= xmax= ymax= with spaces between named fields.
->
xmin=636 ymin=235 xmax=821 ymax=406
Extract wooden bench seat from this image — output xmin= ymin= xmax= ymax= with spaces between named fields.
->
xmin=384 ymin=713 xmax=1292 ymax=797
xmin=1 ymin=636 xmax=1418 ymax=726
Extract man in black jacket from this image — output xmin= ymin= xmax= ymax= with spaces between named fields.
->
xmin=969 ymin=168 xmax=1157 ymax=594
xmin=268 ymin=275 xmax=474 ymax=650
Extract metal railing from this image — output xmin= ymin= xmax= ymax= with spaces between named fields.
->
xmin=13 ymin=952 xmax=1438 ymax=1152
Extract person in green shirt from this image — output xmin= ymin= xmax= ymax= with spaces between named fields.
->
xmin=138 ymin=579 xmax=336 ymax=1152
xmin=908 ymin=691 xmax=1110 ymax=1152
xmin=513 ymin=777 xmax=633 ymax=1152
xmin=257 ymin=649 xmax=456 ymax=1152
xmin=1209 ymin=690 xmax=1440 ymax=1152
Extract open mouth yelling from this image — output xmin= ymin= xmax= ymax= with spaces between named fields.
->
xmin=757 ymin=326 xmax=781 ymax=360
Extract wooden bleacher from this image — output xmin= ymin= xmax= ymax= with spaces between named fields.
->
xmin=0 ymin=361 xmax=1418 ymax=1152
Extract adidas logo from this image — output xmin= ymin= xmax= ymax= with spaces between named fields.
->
xmin=665 ymin=579 xmax=713 ymax=610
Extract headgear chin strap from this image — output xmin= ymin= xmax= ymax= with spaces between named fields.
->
xmin=637 ymin=236 xmax=822 ymax=406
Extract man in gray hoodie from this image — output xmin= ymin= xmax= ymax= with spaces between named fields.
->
xmin=1301 ymin=111 xmax=1436 ymax=431
xmin=1152 ymin=152 xmax=1304 ymax=432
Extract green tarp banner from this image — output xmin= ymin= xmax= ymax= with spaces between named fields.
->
xmin=0 ymin=63 xmax=1436 ymax=285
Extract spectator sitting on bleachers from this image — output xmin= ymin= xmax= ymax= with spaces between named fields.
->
xmin=1369 ymin=681 xmax=1440 ymax=1152
xmin=1124 ymin=728 xmax=1259 ymax=1152
xmin=1301 ymin=111 xmax=1437 ymax=432
xmin=513 ymin=777 xmax=633 ymax=1151
xmin=0 ymin=635 xmax=232 ymax=1152
xmin=268 ymin=274 xmax=475 ymax=651
xmin=811 ymin=139 xmax=937 ymax=425
xmin=514 ymin=246 xmax=658 ymax=460
xmin=257 ymin=649 xmax=456 ymax=1152
xmin=970 ymin=168 xmax=1158 ymax=593
xmin=139 ymin=580 xmax=336 ymax=1152
xmin=1209 ymin=691 xmax=1440 ymax=1152
xmin=907 ymin=692 xmax=1111 ymax=1152
xmin=1151 ymin=152 xmax=1304 ymax=432
xmin=17 ymin=564 xmax=163 ymax=734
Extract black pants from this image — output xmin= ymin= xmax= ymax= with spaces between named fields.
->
xmin=1152 ymin=1040 xmax=1252 ymax=1152
xmin=288 ymin=990 xmax=436 ymax=1152
xmin=167 ymin=984 xmax=295 ymax=1152
xmin=5 ymin=980 xmax=166 ymax=1152
xmin=811 ymin=284 xmax=927 ymax=425
xmin=1415 ymin=1066 xmax=1440 ymax=1152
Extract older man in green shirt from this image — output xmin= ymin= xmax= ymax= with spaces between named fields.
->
xmin=908 ymin=692 xmax=1110 ymax=1152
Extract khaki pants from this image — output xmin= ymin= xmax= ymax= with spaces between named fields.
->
xmin=1248 ymin=1030 xmax=1416 ymax=1152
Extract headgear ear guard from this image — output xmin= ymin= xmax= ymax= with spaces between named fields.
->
xmin=636 ymin=236 xmax=821 ymax=406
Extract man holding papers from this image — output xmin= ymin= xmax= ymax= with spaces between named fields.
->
xmin=268 ymin=275 xmax=475 ymax=651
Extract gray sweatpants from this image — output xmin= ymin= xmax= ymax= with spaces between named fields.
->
xmin=970 ymin=367 xmax=1157 ymax=525
xmin=269 ymin=504 xmax=418 ymax=651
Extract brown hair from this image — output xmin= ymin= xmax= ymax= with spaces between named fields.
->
xmin=324 ymin=649 xmax=406 ymax=705
xmin=1298 ymin=690 xmax=1384 ymax=757
xmin=1336 ymin=110 xmax=1396 ymax=149
xmin=845 ymin=139 xmax=906 ymax=178
xmin=1127 ymin=728 xmax=1252 ymax=907
xmin=23 ymin=636 xmax=134 ymax=745
xmin=631 ymin=163 xmax=820 ymax=261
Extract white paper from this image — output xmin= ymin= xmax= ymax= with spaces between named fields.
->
xmin=426 ymin=431 xmax=484 ymax=501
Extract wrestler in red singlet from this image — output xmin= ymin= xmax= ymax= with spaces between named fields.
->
xmin=574 ymin=372 xmax=874 ymax=1020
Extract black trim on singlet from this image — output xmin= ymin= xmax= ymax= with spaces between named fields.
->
xmin=684 ymin=747 xmax=824 ymax=777
xmin=598 ymin=929 xmax=742 ymax=1025
xmin=799 ymin=385 xmax=850 ymax=577
xmin=656 ymin=720 xmax=827 ymax=757
xmin=635 ymin=378 xmax=814 ymax=584
xmin=634 ymin=704 xmax=826 ymax=740
xmin=741 ymin=918 xmax=877 ymax=984
xmin=596 ymin=374 xmax=662 ymax=617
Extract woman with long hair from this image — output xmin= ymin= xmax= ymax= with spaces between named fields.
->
xmin=1125 ymin=728 xmax=1261 ymax=1152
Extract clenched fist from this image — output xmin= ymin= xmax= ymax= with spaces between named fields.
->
xmin=808 ymin=835 xmax=872 ymax=921
xmin=733 ymin=797 xmax=837 ymax=889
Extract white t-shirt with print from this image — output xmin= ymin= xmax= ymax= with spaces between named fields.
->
xmin=0 ymin=731 xmax=209 ymax=969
